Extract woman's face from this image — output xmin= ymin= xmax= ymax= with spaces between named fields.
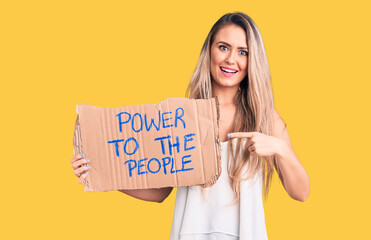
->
xmin=210 ymin=24 xmax=248 ymax=90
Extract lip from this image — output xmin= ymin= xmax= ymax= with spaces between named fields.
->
xmin=220 ymin=66 xmax=238 ymax=71
xmin=220 ymin=66 xmax=238 ymax=77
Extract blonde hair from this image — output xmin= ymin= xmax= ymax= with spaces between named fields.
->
xmin=186 ymin=12 xmax=281 ymax=200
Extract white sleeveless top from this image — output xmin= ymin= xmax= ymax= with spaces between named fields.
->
xmin=169 ymin=141 xmax=268 ymax=240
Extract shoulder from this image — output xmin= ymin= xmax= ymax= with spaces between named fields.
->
xmin=273 ymin=109 xmax=287 ymax=130
xmin=272 ymin=109 xmax=287 ymax=136
xmin=272 ymin=109 xmax=294 ymax=148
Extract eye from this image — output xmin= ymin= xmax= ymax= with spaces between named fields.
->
xmin=239 ymin=50 xmax=248 ymax=56
xmin=219 ymin=45 xmax=228 ymax=51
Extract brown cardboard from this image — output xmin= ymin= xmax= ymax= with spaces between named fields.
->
xmin=73 ymin=97 xmax=221 ymax=192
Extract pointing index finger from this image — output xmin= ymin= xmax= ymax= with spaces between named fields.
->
xmin=228 ymin=132 xmax=254 ymax=139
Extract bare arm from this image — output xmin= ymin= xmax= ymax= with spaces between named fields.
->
xmin=228 ymin=110 xmax=310 ymax=201
xmin=272 ymin=110 xmax=310 ymax=202
xmin=118 ymin=187 xmax=173 ymax=203
xmin=71 ymin=154 xmax=173 ymax=203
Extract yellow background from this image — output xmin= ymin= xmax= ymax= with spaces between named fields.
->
xmin=1 ymin=0 xmax=370 ymax=239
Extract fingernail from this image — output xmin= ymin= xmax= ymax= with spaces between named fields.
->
xmin=87 ymin=165 xmax=90 ymax=169
xmin=227 ymin=134 xmax=231 ymax=137
xmin=86 ymin=158 xmax=90 ymax=162
xmin=80 ymin=153 xmax=84 ymax=157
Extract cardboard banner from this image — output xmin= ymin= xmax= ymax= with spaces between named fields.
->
xmin=73 ymin=97 xmax=221 ymax=192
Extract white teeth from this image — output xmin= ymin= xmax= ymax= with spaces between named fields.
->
xmin=221 ymin=67 xmax=237 ymax=73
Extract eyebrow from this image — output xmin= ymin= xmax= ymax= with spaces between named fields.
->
xmin=216 ymin=41 xmax=248 ymax=50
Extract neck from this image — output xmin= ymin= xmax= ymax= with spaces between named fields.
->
xmin=212 ymin=82 xmax=239 ymax=106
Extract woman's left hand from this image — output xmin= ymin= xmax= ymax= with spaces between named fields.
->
xmin=228 ymin=132 xmax=285 ymax=157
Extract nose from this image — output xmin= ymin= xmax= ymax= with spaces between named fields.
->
xmin=225 ymin=51 xmax=236 ymax=65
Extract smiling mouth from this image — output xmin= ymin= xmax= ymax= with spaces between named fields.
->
xmin=220 ymin=67 xmax=238 ymax=73
xmin=219 ymin=67 xmax=238 ymax=77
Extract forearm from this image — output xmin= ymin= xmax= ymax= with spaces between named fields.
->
xmin=118 ymin=187 xmax=173 ymax=203
xmin=275 ymin=140 xmax=310 ymax=202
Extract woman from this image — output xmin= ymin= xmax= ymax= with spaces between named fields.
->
xmin=71 ymin=12 xmax=310 ymax=239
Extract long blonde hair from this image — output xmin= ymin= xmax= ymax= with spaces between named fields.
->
xmin=186 ymin=12 xmax=281 ymax=200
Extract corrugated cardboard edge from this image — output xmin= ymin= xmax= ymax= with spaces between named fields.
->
xmin=73 ymin=115 xmax=90 ymax=191
xmin=200 ymin=96 xmax=221 ymax=188
xmin=73 ymin=97 xmax=221 ymax=189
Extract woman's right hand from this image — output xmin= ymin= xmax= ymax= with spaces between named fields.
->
xmin=70 ymin=154 xmax=90 ymax=184
xmin=70 ymin=153 xmax=172 ymax=202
